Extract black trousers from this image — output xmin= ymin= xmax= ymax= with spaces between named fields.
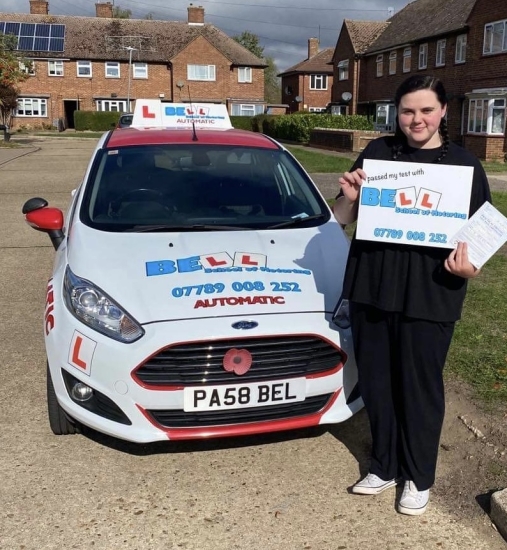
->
xmin=350 ymin=302 xmax=455 ymax=491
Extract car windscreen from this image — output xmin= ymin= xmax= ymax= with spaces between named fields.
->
xmin=80 ymin=144 xmax=330 ymax=232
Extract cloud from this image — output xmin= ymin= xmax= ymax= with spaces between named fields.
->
xmin=1 ymin=0 xmax=410 ymax=70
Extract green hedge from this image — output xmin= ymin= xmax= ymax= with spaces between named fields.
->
xmin=256 ymin=113 xmax=374 ymax=143
xmin=230 ymin=116 xmax=255 ymax=131
xmin=74 ymin=110 xmax=121 ymax=131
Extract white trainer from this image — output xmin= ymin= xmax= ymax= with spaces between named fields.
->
xmin=351 ymin=473 xmax=398 ymax=495
xmin=398 ymin=481 xmax=430 ymax=515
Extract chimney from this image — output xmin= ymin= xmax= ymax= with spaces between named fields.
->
xmin=95 ymin=2 xmax=113 ymax=18
xmin=308 ymin=37 xmax=319 ymax=59
xmin=188 ymin=4 xmax=205 ymax=26
xmin=29 ymin=1 xmax=49 ymax=15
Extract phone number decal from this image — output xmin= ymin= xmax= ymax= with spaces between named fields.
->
xmin=171 ymin=281 xmax=301 ymax=298
xmin=373 ymin=227 xmax=447 ymax=244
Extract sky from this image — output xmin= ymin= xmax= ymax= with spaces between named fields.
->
xmin=0 ymin=0 xmax=411 ymax=71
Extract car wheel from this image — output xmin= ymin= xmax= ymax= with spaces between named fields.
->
xmin=47 ymin=363 xmax=79 ymax=435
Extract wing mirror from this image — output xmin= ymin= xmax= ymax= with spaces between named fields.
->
xmin=22 ymin=197 xmax=65 ymax=250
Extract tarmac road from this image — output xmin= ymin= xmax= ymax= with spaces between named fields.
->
xmin=0 ymin=137 xmax=505 ymax=550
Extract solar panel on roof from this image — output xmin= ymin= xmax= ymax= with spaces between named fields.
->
xmin=0 ymin=21 xmax=65 ymax=52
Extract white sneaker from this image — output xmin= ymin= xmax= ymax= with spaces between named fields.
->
xmin=398 ymin=481 xmax=430 ymax=515
xmin=351 ymin=473 xmax=398 ymax=495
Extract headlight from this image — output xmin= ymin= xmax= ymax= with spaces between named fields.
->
xmin=63 ymin=266 xmax=144 ymax=343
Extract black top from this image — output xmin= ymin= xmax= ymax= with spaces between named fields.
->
xmin=341 ymin=137 xmax=491 ymax=322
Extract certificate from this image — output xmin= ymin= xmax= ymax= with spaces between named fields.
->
xmin=449 ymin=201 xmax=507 ymax=268
xmin=356 ymin=159 xmax=473 ymax=248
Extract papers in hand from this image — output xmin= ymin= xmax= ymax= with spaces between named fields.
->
xmin=449 ymin=201 xmax=507 ymax=269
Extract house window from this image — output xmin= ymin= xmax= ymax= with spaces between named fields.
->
xmin=19 ymin=61 xmax=35 ymax=75
xmin=436 ymin=39 xmax=446 ymax=67
xmin=376 ymin=54 xmax=383 ymax=77
xmin=187 ymin=64 xmax=216 ymax=81
xmin=309 ymin=107 xmax=326 ymax=113
xmin=483 ymin=19 xmax=507 ymax=54
xmin=418 ymin=43 xmax=428 ymax=69
xmin=455 ymin=34 xmax=467 ymax=63
xmin=468 ymin=98 xmax=506 ymax=134
xmin=389 ymin=51 xmax=397 ymax=75
xmin=238 ymin=67 xmax=252 ymax=83
xmin=337 ymin=60 xmax=349 ymax=80
xmin=77 ymin=60 xmax=92 ymax=77
xmin=105 ymin=62 xmax=120 ymax=78
xmin=133 ymin=63 xmax=148 ymax=79
xmin=403 ymin=47 xmax=411 ymax=73
xmin=310 ymin=74 xmax=328 ymax=90
xmin=48 ymin=60 xmax=64 ymax=76
xmin=231 ymin=103 xmax=264 ymax=116
xmin=16 ymin=98 xmax=47 ymax=117
xmin=96 ymin=100 xmax=128 ymax=112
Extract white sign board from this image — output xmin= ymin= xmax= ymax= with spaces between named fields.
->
xmin=356 ymin=159 xmax=473 ymax=248
xmin=131 ymin=100 xmax=233 ymax=129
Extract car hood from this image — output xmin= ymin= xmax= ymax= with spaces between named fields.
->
xmin=66 ymin=222 xmax=350 ymax=324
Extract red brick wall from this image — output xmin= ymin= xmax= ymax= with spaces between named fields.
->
xmin=280 ymin=74 xmax=302 ymax=113
xmin=280 ymin=73 xmax=332 ymax=113
xmin=331 ymin=30 xmax=356 ymax=114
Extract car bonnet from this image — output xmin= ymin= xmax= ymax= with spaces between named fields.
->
xmin=65 ymin=223 xmax=349 ymax=324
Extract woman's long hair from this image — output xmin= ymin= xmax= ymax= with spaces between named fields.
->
xmin=391 ymin=75 xmax=449 ymax=162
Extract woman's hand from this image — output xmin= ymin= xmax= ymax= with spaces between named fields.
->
xmin=444 ymin=242 xmax=481 ymax=278
xmin=338 ymin=168 xmax=367 ymax=203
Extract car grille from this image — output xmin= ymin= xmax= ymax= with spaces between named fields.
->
xmin=133 ymin=335 xmax=344 ymax=387
xmin=147 ymin=393 xmax=333 ymax=428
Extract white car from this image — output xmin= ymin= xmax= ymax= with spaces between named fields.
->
xmin=23 ymin=101 xmax=361 ymax=444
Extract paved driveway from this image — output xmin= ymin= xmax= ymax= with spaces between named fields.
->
xmin=0 ymin=137 xmax=505 ymax=550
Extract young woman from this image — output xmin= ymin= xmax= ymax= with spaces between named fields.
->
xmin=333 ymin=75 xmax=491 ymax=516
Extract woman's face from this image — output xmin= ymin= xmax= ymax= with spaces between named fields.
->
xmin=397 ymin=89 xmax=447 ymax=149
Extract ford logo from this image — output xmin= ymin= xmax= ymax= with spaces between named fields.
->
xmin=231 ymin=321 xmax=258 ymax=330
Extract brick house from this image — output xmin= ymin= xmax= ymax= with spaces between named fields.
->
xmin=329 ymin=20 xmax=388 ymax=116
xmin=332 ymin=0 xmax=507 ymax=160
xmin=1 ymin=1 xmax=267 ymax=130
xmin=277 ymin=39 xmax=334 ymax=113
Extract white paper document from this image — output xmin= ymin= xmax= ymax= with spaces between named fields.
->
xmin=449 ymin=201 xmax=507 ymax=268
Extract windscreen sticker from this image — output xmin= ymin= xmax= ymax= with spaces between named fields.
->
xmin=68 ymin=331 xmax=97 ymax=376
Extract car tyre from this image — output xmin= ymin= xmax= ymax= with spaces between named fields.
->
xmin=47 ymin=363 xmax=80 ymax=435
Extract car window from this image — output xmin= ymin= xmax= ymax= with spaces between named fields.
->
xmin=80 ymin=145 xmax=329 ymax=231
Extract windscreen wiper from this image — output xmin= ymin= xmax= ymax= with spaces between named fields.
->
xmin=267 ymin=214 xmax=327 ymax=229
xmin=125 ymin=224 xmax=252 ymax=233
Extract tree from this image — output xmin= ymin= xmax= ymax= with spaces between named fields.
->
xmin=233 ymin=31 xmax=281 ymax=104
xmin=112 ymin=6 xmax=132 ymax=19
xmin=0 ymin=33 xmax=31 ymax=133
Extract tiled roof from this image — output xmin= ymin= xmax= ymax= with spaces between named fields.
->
xmin=365 ymin=0 xmax=477 ymax=54
xmin=278 ymin=48 xmax=334 ymax=76
xmin=0 ymin=12 xmax=266 ymax=66
xmin=344 ymin=20 xmax=389 ymax=54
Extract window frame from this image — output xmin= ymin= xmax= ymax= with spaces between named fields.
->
xmin=96 ymin=99 xmax=128 ymax=112
xmin=418 ymin=43 xmax=428 ymax=69
xmin=436 ymin=39 xmax=446 ymax=67
xmin=77 ymin=60 xmax=92 ymax=77
xmin=483 ymin=19 xmax=507 ymax=55
xmin=310 ymin=74 xmax=328 ymax=90
xmin=133 ymin=62 xmax=148 ymax=79
xmin=16 ymin=97 xmax=47 ymax=117
xmin=187 ymin=64 xmax=216 ymax=81
xmin=337 ymin=60 xmax=349 ymax=81
xmin=455 ymin=34 xmax=467 ymax=64
xmin=105 ymin=61 xmax=120 ymax=79
xmin=402 ymin=47 xmax=411 ymax=73
xmin=376 ymin=54 xmax=383 ymax=77
xmin=389 ymin=51 xmax=397 ymax=75
xmin=19 ymin=60 xmax=35 ymax=76
xmin=48 ymin=59 xmax=64 ymax=76
xmin=238 ymin=67 xmax=252 ymax=83
xmin=230 ymin=103 xmax=264 ymax=116
xmin=468 ymin=97 xmax=506 ymax=135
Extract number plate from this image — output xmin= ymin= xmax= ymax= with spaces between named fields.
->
xmin=183 ymin=378 xmax=306 ymax=412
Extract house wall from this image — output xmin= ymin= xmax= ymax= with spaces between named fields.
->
xmin=331 ymin=30 xmax=356 ymax=114
xmin=280 ymin=73 xmax=333 ymax=113
xmin=280 ymin=74 xmax=302 ymax=113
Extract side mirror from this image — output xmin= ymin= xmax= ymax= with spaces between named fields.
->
xmin=22 ymin=197 xmax=65 ymax=250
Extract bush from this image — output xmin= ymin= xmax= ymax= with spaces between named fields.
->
xmin=251 ymin=114 xmax=279 ymax=133
xmin=74 ymin=110 xmax=120 ymax=131
xmin=260 ymin=114 xmax=374 ymax=142
xmin=230 ymin=116 xmax=254 ymax=131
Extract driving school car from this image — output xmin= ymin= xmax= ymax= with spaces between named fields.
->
xmin=23 ymin=100 xmax=361 ymax=444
